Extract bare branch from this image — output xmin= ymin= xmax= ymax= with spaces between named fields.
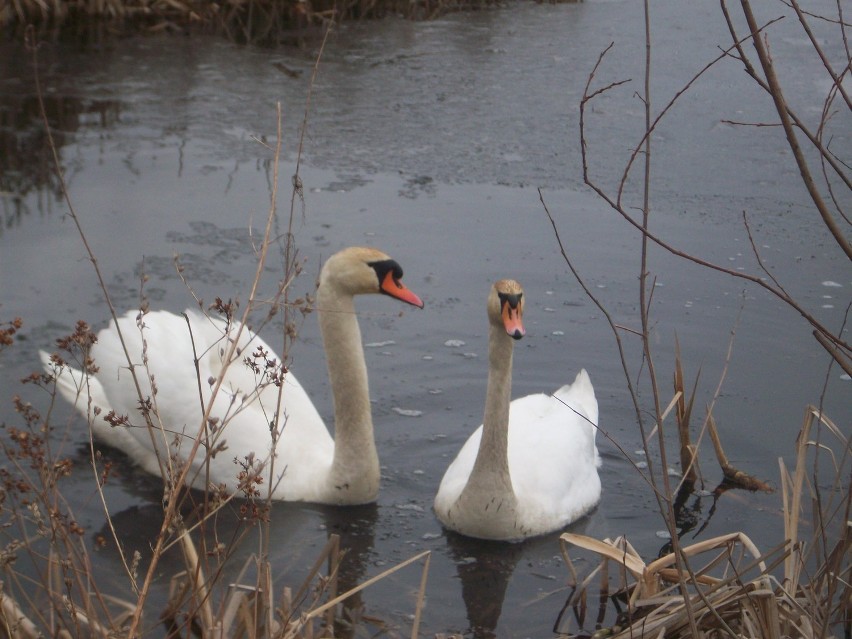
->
xmin=738 ymin=0 xmax=852 ymax=260
xmin=787 ymin=0 xmax=851 ymax=110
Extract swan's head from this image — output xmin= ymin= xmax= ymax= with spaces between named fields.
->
xmin=489 ymin=279 xmax=525 ymax=340
xmin=320 ymin=247 xmax=425 ymax=308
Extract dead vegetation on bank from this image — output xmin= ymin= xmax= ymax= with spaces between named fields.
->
xmin=0 ymin=0 xmax=850 ymax=637
xmin=558 ymin=407 xmax=849 ymax=638
xmin=1 ymin=0 xmax=553 ymax=43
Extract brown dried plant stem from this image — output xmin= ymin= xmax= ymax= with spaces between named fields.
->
xmin=813 ymin=325 xmax=852 ymax=378
xmin=707 ymin=414 xmax=772 ymax=492
xmin=672 ymin=305 xmax=772 ymax=495
xmin=27 ymin=17 xmax=335 ymax=636
xmin=136 ymin=23 xmax=334 ymax=638
xmin=115 ymin=100 xmax=292 ymax=639
xmin=560 ymin=530 xmax=795 ymax=638
xmin=636 ymin=2 xmax=700 ymax=633
xmin=673 ymin=336 xmax=699 ymax=487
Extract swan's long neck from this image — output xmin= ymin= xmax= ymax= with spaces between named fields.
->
xmin=317 ymin=284 xmax=379 ymax=503
xmin=462 ymin=323 xmax=516 ymax=502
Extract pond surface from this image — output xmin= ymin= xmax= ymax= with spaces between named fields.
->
xmin=1 ymin=0 xmax=850 ymax=636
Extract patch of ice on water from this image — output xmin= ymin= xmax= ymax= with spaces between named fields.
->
xmin=393 ymin=407 xmax=423 ymax=417
xmin=395 ymin=503 xmax=425 ymax=512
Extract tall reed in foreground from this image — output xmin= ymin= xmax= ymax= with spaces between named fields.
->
xmin=540 ymin=0 xmax=849 ymax=636
xmin=0 ymin=25 xmax=431 ymax=639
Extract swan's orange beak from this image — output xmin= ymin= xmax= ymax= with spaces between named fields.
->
xmin=380 ymin=271 xmax=424 ymax=308
xmin=501 ymin=302 xmax=525 ymax=340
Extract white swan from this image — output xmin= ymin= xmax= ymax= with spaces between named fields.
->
xmin=433 ymin=279 xmax=601 ymax=541
xmin=41 ymin=246 xmax=423 ymax=505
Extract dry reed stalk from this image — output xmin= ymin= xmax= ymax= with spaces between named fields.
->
xmin=778 ymin=405 xmax=849 ymax=632
xmin=559 ymin=405 xmax=849 ymax=639
xmin=158 ymin=529 xmax=432 ymax=638
xmin=707 ymin=413 xmax=772 ymax=492
xmin=670 ymin=309 xmax=772 ymax=494
xmin=673 ymin=337 xmax=700 ymax=486
xmin=14 ymin=25 xmax=357 ymax=639
xmin=165 ymin=535 xmax=281 ymax=638
xmin=286 ymin=550 xmax=432 ymax=639
xmin=561 ymin=531 xmax=785 ymax=637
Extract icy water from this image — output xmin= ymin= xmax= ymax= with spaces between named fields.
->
xmin=1 ymin=0 xmax=850 ymax=636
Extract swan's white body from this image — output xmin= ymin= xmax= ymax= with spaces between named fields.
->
xmin=41 ymin=247 xmax=423 ymax=505
xmin=434 ymin=281 xmax=601 ymax=541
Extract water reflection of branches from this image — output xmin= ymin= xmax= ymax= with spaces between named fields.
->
xmin=0 ymin=93 xmax=122 ymax=231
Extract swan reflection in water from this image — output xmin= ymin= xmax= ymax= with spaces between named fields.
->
xmin=441 ymin=510 xmax=601 ymax=639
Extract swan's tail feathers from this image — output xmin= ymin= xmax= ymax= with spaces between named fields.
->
xmin=554 ymin=368 xmax=599 ymax=432
xmin=39 ymin=350 xmax=112 ymax=416
xmin=554 ymin=369 xmax=596 ymax=411
xmin=565 ymin=368 xmax=594 ymax=397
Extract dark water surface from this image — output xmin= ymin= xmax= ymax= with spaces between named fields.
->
xmin=1 ymin=0 xmax=849 ymax=636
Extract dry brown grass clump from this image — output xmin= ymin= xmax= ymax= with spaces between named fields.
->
xmin=0 ymin=0 xmax=547 ymax=42
xmin=558 ymin=406 xmax=850 ymax=639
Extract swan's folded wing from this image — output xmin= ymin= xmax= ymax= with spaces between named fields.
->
xmin=434 ymin=425 xmax=483 ymax=511
xmin=506 ymin=390 xmax=601 ymax=527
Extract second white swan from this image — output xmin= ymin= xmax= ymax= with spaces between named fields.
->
xmin=434 ymin=279 xmax=601 ymax=541
xmin=42 ymin=246 xmax=424 ymax=505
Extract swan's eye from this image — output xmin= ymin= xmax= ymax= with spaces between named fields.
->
xmin=368 ymin=259 xmax=404 ymax=287
xmin=498 ymin=292 xmax=522 ymax=310
xmin=367 ymin=259 xmax=424 ymax=308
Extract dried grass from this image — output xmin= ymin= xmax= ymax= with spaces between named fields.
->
xmin=1 ymin=0 xmax=539 ymax=40
xmin=159 ymin=532 xmax=432 ymax=638
xmin=558 ymin=406 xmax=850 ymax=639
xmin=2 ymin=1 xmax=848 ymax=637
